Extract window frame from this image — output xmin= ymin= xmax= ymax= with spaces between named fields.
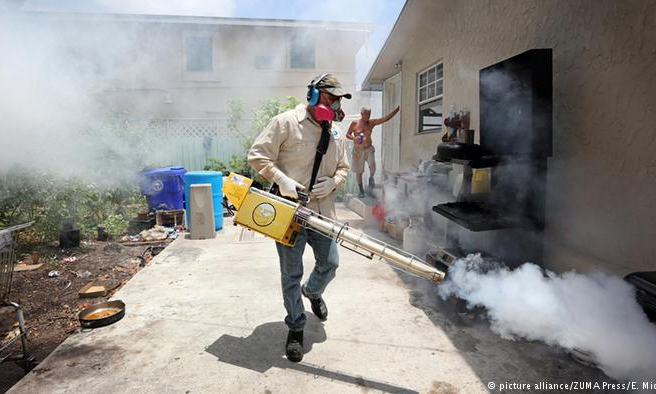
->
xmin=184 ymin=35 xmax=214 ymax=73
xmin=288 ymin=33 xmax=316 ymax=70
xmin=254 ymin=55 xmax=275 ymax=70
xmin=416 ymin=62 xmax=444 ymax=134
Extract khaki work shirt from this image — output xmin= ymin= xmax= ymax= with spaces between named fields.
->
xmin=248 ymin=104 xmax=350 ymax=219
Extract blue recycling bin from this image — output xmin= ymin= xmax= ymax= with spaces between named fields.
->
xmin=139 ymin=166 xmax=187 ymax=211
xmin=184 ymin=171 xmax=223 ymax=230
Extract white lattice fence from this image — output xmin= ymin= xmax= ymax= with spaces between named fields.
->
xmin=144 ymin=118 xmax=253 ymax=171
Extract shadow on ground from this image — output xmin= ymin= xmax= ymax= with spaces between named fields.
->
xmin=205 ymin=317 xmax=417 ymax=394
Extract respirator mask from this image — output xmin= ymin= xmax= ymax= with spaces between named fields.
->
xmin=307 ymin=74 xmax=350 ymax=122
xmin=314 ymin=99 xmax=345 ymax=122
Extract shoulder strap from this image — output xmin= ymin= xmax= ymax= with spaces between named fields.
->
xmin=269 ymin=121 xmax=331 ymax=203
xmin=309 ymin=121 xmax=331 ymax=189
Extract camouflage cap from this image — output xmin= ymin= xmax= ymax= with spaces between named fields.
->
xmin=313 ymin=74 xmax=352 ymax=99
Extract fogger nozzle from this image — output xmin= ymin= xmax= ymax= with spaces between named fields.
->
xmin=296 ymin=208 xmax=445 ymax=284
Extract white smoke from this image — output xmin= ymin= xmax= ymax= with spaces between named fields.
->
xmin=0 ymin=16 xmax=179 ymax=186
xmin=439 ymin=254 xmax=656 ymax=382
xmin=21 ymin=0 xmax=237 ymax=16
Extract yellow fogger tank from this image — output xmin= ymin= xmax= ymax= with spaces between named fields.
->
xmin=222 ymin=172 xmax=446 ymax=284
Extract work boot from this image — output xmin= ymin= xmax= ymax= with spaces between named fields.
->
xmin=358 ymin=183 xmax=365 ymax=198
xmin=302 ymin=285 xmax=328 ymax=321
xmin=286 ymin=330 xmax=304 ymax=362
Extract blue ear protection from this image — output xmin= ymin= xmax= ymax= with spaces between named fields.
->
xmin=307 ymin=73 xmax=329 ymax=106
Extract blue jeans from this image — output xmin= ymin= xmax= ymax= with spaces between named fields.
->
xmin=276 ymin=228 xmax=339 ymax=331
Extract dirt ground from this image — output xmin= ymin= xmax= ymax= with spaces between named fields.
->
xmin=0 ymin=239 xmax=172 ymax=393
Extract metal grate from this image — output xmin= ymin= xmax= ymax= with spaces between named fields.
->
xmin=0 ymin=231 xmax=15 ymax=303
xmin=233 ymin=227 xmax=268 ymax=243
xmin=0 ymin=222 xmax=33 ymax=303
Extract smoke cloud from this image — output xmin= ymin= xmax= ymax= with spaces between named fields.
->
xmin=439 ymin=254 xmax=656 ymax=382
xmin=0 ymin=12 xmax=182 ymax=184
xmin=95 ymin=0 xmax=236 ymax=16
xmin=19 ymin=0 xmax=236 ymax=16
xmin=381 ymin=177 xmax=440 ymax=255
xmin=0 ymin=5 xmax=380 ymax=183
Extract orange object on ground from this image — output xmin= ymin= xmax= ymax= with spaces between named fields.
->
xmin=372 ymin=202 xmax=386 ymax=230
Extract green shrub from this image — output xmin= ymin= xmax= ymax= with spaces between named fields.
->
xmin=0 ymin=166 xmax=146 ymax=244
xmin=204 ymin=96 xmax=300 ymax=188
xmin=103 ymin=214 xmax=129 ymax=239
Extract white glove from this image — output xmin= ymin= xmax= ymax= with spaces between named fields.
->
xmin=311 ymin=176 xmax=336 ymax=200
xmin=273 ymin=170 xmax=305 ymax=199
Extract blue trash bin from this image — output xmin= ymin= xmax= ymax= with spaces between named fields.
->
xmin=139 ymin=166 xmax=187 ymax=211
xmin=184 ymin=171 xmax=223 ymax=230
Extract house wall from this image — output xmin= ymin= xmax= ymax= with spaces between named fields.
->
xmin=81 ymin=20 xmax=364 ymax=120
xmin=5 ymin=12 xmax=367 ymax=172
xmin=393 ymin=0 xmax=656 ymax=275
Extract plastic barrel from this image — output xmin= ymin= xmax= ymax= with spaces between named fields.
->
xmin=184 ymin=171 xmax=223 ymax=230
xmin=139 ymin=166 xmax=187 ymax=211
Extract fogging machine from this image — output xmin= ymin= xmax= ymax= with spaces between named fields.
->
xmin=223 ymin=173 xmax=445 ymax=284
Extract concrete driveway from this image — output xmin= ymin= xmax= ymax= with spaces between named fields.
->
xmin=8 ymin=205 xmax=605 ymax=393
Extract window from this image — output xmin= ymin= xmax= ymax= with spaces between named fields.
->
xmin=254 ymin=55 xmax=274 ymax=69
xmin=417 ymin=63 xmax=443 ymax=133
xmin=185 ymin=36 xmax=213 ymax=72
xmin=289 ymin=33 xmax=315 ymax=69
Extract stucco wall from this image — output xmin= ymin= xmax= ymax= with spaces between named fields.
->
xmin=81 ymin=20 xmax=363 ymax=118
xmin=395 ymin=0 xmax=656 ymax=274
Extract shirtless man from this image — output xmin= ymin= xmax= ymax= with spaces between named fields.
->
xmin=346 ymin=106 xmax=400 ymax=197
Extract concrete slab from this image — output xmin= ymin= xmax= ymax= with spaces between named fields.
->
xmin=8 ymin=205 xmax=606 ymax=394
xmin=344 ymin=194 xmax=377 ymax=224
xmin=334 ymin=203 xmax=364 ymax=227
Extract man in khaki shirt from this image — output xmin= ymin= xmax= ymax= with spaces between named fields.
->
xmin=248 ymin=74 xmax=350 ymax=362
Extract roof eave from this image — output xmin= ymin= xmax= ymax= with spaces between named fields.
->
xmin=3 ymin=10 xmax=374 ymax=32
xmin=361 ymin=0 xmax=409 ymax=91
